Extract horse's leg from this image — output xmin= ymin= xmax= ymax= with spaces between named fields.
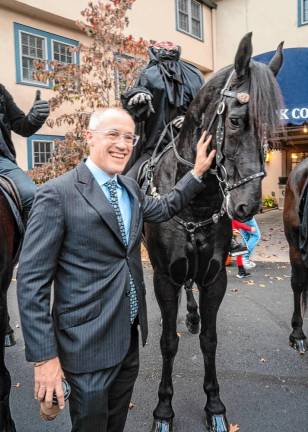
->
xmin=0 ymin=268 xmax=16 ymax=432
xmin=152 ymin=272 xmax=180 ymax=432
xmin=184 ymin=280 xmax=200 ymax=334
xmin=289 ymin=246 xmax=308 ymax=355
xmin=198 ymin=268 xmax=229 ymax=432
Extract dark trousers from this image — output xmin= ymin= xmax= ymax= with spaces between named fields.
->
xmin=0 ymin=156 xmax=37 ymax=212
xmin=65 ymin=322 xmax=139 ymax=432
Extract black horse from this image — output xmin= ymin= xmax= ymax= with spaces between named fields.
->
xmin=143 ymin=33 xmax=284 ymax=432
xmin=283 ymin=158 xmax=308 ymax=355
xmin=0 ymin=190 xmax=18 ymax=431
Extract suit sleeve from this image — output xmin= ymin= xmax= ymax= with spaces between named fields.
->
xmin=17 ymin=182 xmax=65 ymax=362
xmin=2 ymin=85 xmax=41 ymax=137
xmin=140 ymin=171 xmax=205 ymax=223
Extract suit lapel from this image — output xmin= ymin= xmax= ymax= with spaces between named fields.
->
xmin=75 ymin=162 xmax=124 ymax=246
xmin=118 ymin=175 xmax=141 ymax=250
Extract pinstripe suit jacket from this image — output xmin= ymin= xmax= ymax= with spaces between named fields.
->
xmin=17 ymin=160 xmax=205 ymax=374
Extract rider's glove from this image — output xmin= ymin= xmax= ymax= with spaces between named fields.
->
xmin=172 ymin=115 xmax=185 ymax=129
xmin=128 ymin=92 xmax=152 ymax=106
xmin=27 ymin=90 xmax=50 ymax=127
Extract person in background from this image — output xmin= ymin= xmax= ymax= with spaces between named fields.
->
xmin=238 ymin=217 xmax=261 ymax=269
xmin=232 ymin=220 xmax=256 ymax=278
xmin=0 ymin=85 xmax=49 ymax=224
xmin=121 ymin=41 xmax=204 ymax=178
xmin=0 ymin=85 xmax=49 ymax=347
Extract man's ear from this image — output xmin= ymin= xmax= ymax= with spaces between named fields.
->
xmin=86 ymin=130 xmax=93 ymax=144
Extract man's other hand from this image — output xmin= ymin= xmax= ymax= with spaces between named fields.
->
xmin=193 ymin=131 xmax=216 ymax=178
xmin=34 ymin=357 xmax=65 ymax=410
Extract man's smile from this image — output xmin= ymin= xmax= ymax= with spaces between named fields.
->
xmin=109 ymin=151 xmax=127 ymax=160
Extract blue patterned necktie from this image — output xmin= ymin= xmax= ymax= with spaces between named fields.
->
xmin=105 ymin=179 xmax=138 ymax=324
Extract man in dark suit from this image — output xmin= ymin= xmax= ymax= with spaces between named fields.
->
xmin=17 ymin=108 xmax=215 ymax=432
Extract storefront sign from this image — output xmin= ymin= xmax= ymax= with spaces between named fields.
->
xmin=280 ymin=107 xmax=308 ymax=121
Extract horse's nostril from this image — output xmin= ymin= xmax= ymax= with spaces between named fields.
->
xmin=234 ymin=203 xmax=248 ymax=220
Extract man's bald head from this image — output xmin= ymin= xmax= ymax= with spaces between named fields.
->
xmin=88 ymin=108 xmax=135 ymax=131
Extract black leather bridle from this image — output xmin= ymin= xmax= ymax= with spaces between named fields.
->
xmin=142 ymin=68 xmax=267 ymax=222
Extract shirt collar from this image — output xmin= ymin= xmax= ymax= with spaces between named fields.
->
xmin=85 ymin=157 xmax=119 ymax=188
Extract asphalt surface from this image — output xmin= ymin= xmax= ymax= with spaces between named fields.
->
xmin=6 ymin=260 xmax=308 ymax=432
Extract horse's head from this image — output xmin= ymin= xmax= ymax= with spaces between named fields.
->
xmin=218 ymin=33 xmax=284 ymax=221
xmin=180 ymin=33 xmax=284 ymax=222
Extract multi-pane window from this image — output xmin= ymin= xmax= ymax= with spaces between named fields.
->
xmin=32 ymin=140 xmax=54 ymax=167
xmin=14 ymin=23 xmax=79 ymax=87
xmin=53 ymin=41 xmax=74 ymax=64
xmin=27 ymin=135 xmax=64 ymax=169
xmin=303 ymin=0 xmax=308 ymax=22
xmin=178 ymin=0 xmax=189 ymax=33
xmin=176 ymin=0 xmax=203 ymax=40
xmin=21 ymin=32 xmax=46 ymax=82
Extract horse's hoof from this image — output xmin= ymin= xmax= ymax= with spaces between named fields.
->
xmin=185 ymin=314 xmax=200 ymax=334
xmin=289 ymin=338 xmax=307 ymax=355
xmin=151 ymin=418 xmax=173 ymax=432
xmin=205 ymin=414 xmax=229 ymax=432
xmin=4 ymin=332 xmax=16 ymax=348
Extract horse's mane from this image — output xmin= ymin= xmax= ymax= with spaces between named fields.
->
xmin=249 ymin=60 xmax=284 ymax=147
xmin=182 ymin=61 xmax=284 ymax=150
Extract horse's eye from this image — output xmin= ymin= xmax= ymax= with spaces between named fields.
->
xmin=229 ymin=117 xmax=240 ymax=127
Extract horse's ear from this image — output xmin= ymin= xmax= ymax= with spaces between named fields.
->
xmin=234 ymin=32 xmax=253 ymax=79
xmin=268 ymin=41 xmax=284 ymax=76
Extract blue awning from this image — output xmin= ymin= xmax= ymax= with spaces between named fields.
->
xmin=254 ymin=47 xmax=308 ymax=125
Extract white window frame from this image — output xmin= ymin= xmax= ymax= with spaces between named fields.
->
xmin=176 ymin=0 xmax=204 ymax=41
xmin=18 ymin=30 xmax=49 ymax=86
xmin=32 ymin=139 xmax=54 ymax=167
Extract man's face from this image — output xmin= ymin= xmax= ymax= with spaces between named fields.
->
xmin=87 ymin=111 xmax=135 ymax=176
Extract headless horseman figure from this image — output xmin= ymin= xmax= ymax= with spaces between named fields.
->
xmin=121 ymin=41 xmax=204 ymax=178
xmin=0 ymin=84 xmax=49 ymax=224
xmin=0 ymin=85 xmax=49 ymax=347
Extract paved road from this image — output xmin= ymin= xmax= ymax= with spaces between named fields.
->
xmin=6 ymin=260 xmax=308 ymax=431
xmin=254 ymin=209 xmax=289 ymax=263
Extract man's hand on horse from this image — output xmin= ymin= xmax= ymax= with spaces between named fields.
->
xmin=128 ymin=92 xmax=152 ymax=106
xmin=172 ymin=115 xmax=185 ymax=129
xmin=34 ymin=356 xmax=65 ymax=411
xmin=193 ymin=131 xmax=216 ymax=178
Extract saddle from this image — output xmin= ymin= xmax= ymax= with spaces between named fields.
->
xmin=299 ymin=178 xmax=308 ymax=267
xmin=0 ymin=175 xmax=24 ymax=264
xmin=137 ymin=144 xmax=173 ymax=195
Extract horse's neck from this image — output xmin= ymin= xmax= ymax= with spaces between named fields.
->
xmin=174 ymin=138 xmax=195 ymax=183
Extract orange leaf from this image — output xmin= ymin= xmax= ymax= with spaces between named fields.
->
xmin=229 ymin=424 xmax=240 ymax=432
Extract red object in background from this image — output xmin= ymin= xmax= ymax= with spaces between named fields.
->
xmin=232 ymin=220 xmax=253 ymax=232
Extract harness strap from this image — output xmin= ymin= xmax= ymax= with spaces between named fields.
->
xmin=173 ymin=210 xmax=224 ymax=283
xmin=226 ymin=171 xmax=265 ymax=191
